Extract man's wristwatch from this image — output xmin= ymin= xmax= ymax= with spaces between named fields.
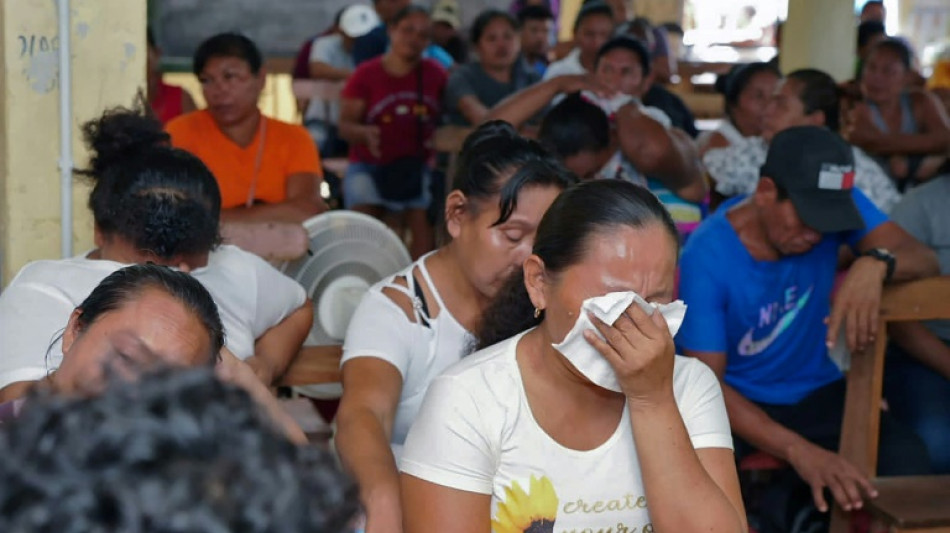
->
xmin=862 ymin=248 xmax=896 ymax=282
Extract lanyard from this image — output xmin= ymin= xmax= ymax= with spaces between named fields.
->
xmin=246 ymin=115 xmax=268 ymax=208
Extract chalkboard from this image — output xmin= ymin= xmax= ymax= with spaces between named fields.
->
xmin=153 ymin=0 xmax=511 ymax=61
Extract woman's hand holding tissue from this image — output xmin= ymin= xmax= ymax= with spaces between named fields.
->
xmin=583 ymin=302 xmax=676 ymax=407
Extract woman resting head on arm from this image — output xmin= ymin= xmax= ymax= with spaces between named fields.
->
xmin=335 ymin=120 xmax=576 ymax=533
xmin=400 ymin=179 xmax=746 ymax=533
xmin=0 ymin=263 xmax=306 ymax=443
xmin=31 ymin=263 xmax=223 ymax=399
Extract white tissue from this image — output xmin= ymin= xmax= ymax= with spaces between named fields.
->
xmin=580 ymin=90 xmax=634 ymax=116
xmin=552 ymin=291 xmax=687 ymax=392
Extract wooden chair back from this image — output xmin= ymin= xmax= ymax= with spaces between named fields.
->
xmin=830 ymin=276 xmax=950 ymax=533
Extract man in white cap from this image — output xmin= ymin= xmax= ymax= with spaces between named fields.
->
xmin=304 ymin=5 xmax=380 ymax=155
xmin=430 ymin=0 xmax=467 ymax=64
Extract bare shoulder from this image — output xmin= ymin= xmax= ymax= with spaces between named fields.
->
xmin=698 ymin=131 xmax=731 ymax=156
xmin=380 ymin=274 xmax=418 ymax=324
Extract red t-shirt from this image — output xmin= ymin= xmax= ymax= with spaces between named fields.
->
xmin=342 ymin=57 xmax=447 ymax=165
xmin=151 ymin=82 xmax=184 ymax=125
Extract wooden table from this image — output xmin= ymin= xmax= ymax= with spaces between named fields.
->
xmin=278 ymin=345 xmax=342 ymax=387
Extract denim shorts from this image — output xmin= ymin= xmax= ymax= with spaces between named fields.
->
xmin=343 ymin=161 xmax=432 ymax=212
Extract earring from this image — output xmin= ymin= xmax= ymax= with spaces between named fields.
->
xmin=533 ymin=307 xmax=542 ymax=319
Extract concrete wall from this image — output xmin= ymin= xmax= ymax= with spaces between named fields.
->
xmin=0 ymin=0 xmax=146 ymax=286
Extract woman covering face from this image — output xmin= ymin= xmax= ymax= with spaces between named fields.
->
xmin=400 ymin=180 xmax=746 ymax=533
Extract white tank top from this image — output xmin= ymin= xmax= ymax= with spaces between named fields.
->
xmin=341 ymin=252 xmax=473 ymax=458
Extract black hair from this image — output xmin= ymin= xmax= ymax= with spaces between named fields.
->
xmin=660 ymin=22 xmax=684 ymax=36
xmin=868 ymin=37 xmax=912 ymax=69
xmin=476 ymin=180 xmax=678 ymax=349
xmin=861 ymin=0 xmax=884 ymax=15
xmin=391 ymin=5 xmax=430 ymax=27
xmin=627 ymin=16 xmax=655 ymax=37
xmin=146 ymin=26 xmax=157 ymax=48
xmin=595 ymin=35 xmax=651 ymax=76
xmin=0 ymin=367 xmax=359 ymax=532
xmin=573 ymin=1 xmax=614 ymax=32
xmin=77 ymin=107 xmax=221 ymax=261
xmin=517 ymin=5 xmax=554 ymax=24
xmin=75 ymin=264 xmax=225 ymax=357
xmin=452 ymin=121 xmax=577 ymax=226
xmin=857 ymin=20 xmax=886 ymax=50
xmin=539 ymin=93 xmax=611 ymax=158
xmin=193 ymin=32 xmax=263 ymax=76
xmin=715 ymin=61 xmax=781 ymax=118
xmin=333 ymin=6 xmax=346 ymax=27
xmin=471 ymin=9 xmax=519 ymax=44
xmin=786 ymin=68 xmax=841 ymax=132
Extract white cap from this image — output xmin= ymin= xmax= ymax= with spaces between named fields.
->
xmin=339 ymin=5 xmax=380 ymax=38
xmin=431 ymin=0 xmax=461 ymax=30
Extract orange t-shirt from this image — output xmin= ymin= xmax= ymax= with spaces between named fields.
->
xmin=166 ymin=110 xmax=322 ymax=209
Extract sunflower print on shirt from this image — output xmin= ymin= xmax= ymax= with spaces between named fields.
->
xmin=492 ymin=475 xmax=559 ymax=533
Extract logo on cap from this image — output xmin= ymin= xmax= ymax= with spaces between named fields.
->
xmin=817 ymin=163 xmax=855 ymax=191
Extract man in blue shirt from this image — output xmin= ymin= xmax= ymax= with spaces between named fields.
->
xmin=678 ymin=126 xmax=937 ymax=517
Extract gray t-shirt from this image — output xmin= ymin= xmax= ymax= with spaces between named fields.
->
xmin=890 ymin=175 xmax=950 ymax=340
xmin=442 ymin=60 xmax=540 ymax=126
xmin=304 ymin=34 xmax=353 ymax=123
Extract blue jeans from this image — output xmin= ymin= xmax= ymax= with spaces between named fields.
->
xmin=884 ymin=343 xmax=950 ymax=474
xmin=343 ymin=161 xmax=431 ymax=212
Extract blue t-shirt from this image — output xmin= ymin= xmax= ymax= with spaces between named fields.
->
xmin=676 ymin=189 xmax=887 ymax=405
xmin=353 ymin=25 xmax=388 ymax=66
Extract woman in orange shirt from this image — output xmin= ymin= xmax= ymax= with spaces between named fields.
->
xmin=167 ymin=33 xmax=326 ymax=224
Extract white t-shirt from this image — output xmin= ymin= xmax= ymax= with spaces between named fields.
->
xmin=543 ymin=48 xmax=585 ymax=80
xmin=400 ymin=332 xmax=732 ymax=531
xmin=341 ymin=254 xmax=472 ymax=457
xmin=0 ymin=245 xmax=306 ymax=389
xmin=544 ymin=48 xmax=586 ymax=107
xmin=304 ymin=34 xmax=353 ymax=123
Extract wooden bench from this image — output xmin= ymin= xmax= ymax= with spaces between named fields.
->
xmin=830 ymin=276 xmax=950 ymax=533
xmin=278 ymin=345 xmax=342 ymax=387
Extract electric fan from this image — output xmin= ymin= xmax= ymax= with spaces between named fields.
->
xmin=281 ymin=211 xmax=411 ymax=398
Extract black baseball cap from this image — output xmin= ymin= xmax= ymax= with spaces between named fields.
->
xmin=760 ymin=126 xmax=864 ymax=233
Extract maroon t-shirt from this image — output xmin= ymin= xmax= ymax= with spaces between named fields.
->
xmin=342 ymin=57 xmax=447 ymax=165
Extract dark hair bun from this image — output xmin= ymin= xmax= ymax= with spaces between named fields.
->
xmin=79 ymin=107 xmax=169 ymax=181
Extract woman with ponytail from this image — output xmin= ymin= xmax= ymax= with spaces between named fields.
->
xmin=400 ymin=179 xmax=746 ymax=533
xmin=0 ymin=107 xmax=312 ymax=398
xmin=335 ymin=120 xmax=575 ymax=533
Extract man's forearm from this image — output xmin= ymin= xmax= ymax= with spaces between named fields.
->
xmin=891 ymin=244 xmax=939 ymax=281
xmin=484 ymin=78 xmax=563 ymax=128
xmin=889 ymin=321 xmax=950 ymax=380
xmin=221 ymin=198 xmax=323 ymax=224
xmin=722 ymin=383 xmax=811 ymax=461
xmin=864 ymin=132 xmax=950 ymax=156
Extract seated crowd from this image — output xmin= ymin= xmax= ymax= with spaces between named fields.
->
xmin=1 ymin=0 xmax=949 ymax=531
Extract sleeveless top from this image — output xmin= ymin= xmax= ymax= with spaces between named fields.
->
xmin=867 ymin=92 xmax=922 ymax=190
xmin=341 ymin=252 xmax=473 ymax=458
